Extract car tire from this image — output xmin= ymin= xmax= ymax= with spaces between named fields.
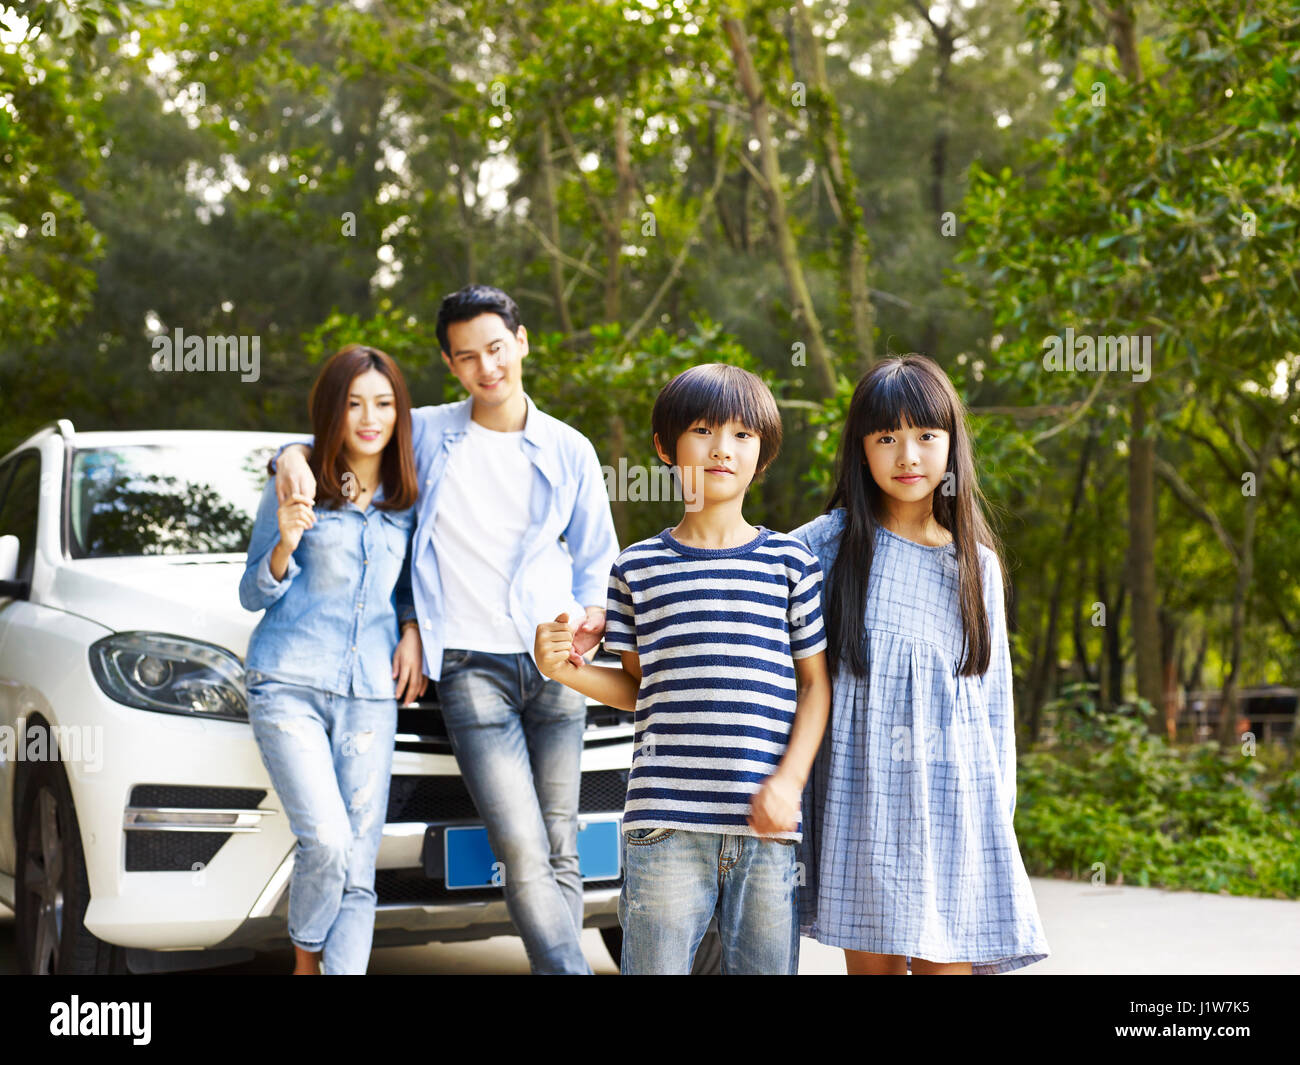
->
xmin=14 ymin=747 xmax=127 ymax=974
xmin=599 ymin=923 xmax=724 ymax=974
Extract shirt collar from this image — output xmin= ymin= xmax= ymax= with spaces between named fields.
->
xmin=448 ymin=390 xmax=535 ymax=434
xmin=445 ymin=391 xmax=561 ymax=486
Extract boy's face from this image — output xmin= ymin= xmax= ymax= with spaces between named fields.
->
xmin=862 ymin=415 xmax=950 ymax=504
xmin=656 ymin=418 xmax=762 ymax=508
xmin=441 ymin=313 xmax=528 ymax=410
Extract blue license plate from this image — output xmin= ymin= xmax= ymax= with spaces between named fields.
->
xmin=443 ymin=817 xmax=622 ymax=891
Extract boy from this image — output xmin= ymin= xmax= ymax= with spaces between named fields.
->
xmin=534 ymin=363 xmax=831 ymax=974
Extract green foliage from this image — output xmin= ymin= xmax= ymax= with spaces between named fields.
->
xmin=524 ymin=317 xmax=774 ymax=545
xmin=1016 ymin=683 xmax=1300 ymax=897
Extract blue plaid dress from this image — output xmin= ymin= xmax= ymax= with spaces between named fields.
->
xmin=790 ymin=510 xmax=1049 ymax=974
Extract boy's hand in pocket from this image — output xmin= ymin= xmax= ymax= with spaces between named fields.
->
xmin=748 ymin=771 xmax=801 ymax=836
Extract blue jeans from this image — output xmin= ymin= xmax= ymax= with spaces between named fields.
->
xmin=435 ymin=649 xmax=590 ymax=974
xmin=246 ymin=672 xmax=397 ymax=975
xmin=619 ymin=828 xmax=800 ymax=974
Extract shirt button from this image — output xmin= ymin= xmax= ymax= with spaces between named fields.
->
xmin=351 ymin=644 xmax=356 ymax=651
xmin=363 ymin=559 xmax=368 ymax=566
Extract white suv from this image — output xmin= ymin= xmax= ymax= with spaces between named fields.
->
xmin=0 ymin=421 xmax=636 ymax=973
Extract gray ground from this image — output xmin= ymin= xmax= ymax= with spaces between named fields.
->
xmin=2 ymin=877 xmax=1296 ymax=974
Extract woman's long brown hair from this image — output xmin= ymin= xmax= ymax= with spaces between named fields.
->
xmin=307 ymin=344 xmax=418 ymax=511
xmin=825 ymin=354 xmax=1005 ymax=678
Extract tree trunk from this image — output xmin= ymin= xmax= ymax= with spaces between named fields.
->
xmin=609 ymin=414 xmax=629 ymax=546
xmin=538 ymin=117 xmax=574 ymax=334
xmin=1128 ymin=387 xmax=1164 ymax=729
xmin=1158 ymin=606 xmax=1179 ymax=741
xmin=1072 ymin=547 xmax=1094 ymax=684
xmin=1028 ymin=430 xmax=1094 ymax=727
xmin=722 ymin=14 xmax=836 ymax=398
xmin=1218 ymin=463 xmax=1260 ymax=746
xmin=1097 ymin=551 xmax=1127 ymax=710
xmin=604 ymin=104 xmax=633 ymax=323
xmin=921 ymin=14 xmax=955 ymax=357
xmin=791 ymin=2 xmax=874 ymax=373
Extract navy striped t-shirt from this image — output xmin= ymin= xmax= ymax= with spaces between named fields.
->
xmin=603 ymin=525 xmax=826 ymax=841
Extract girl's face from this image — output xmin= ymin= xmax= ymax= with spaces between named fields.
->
xmin=863 ymin=416 xmax=950 ymax=505
xmin=657 ymin=418 xmax=761 ymax=508
xmin=344 ymin=368 xmax=397 ymax=460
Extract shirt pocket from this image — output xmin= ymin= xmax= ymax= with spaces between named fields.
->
xmin=379 ymin=508 xmax=415 ymax=559
xmin=299 ymin=508 xmax=348 ymax=551
xmin=296 ymin=509 xmax=355 ymax=583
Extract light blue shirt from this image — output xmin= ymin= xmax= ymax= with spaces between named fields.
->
xmin=239 ymin=479 xmax=417 ymax=698
xmin=272 ymin=392 xmax=619 ymax=681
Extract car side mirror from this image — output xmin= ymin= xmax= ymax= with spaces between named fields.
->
xmin=0 ymin=534 xmax=28 ymax=599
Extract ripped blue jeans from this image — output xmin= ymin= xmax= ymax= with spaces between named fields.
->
xmin=246 ymin=672 xmax=397 ymax=975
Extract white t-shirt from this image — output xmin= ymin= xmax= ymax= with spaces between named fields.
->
xmin=432 ymin=418 xmax=586 ymax=653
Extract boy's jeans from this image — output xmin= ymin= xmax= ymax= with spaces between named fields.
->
xmin=245 ymin=672 xmax=397 ymax=975
xmin=435 ymin=649 xmax=591 ymax=975
xmin=618 ymin=827 xmax=800 ymax=974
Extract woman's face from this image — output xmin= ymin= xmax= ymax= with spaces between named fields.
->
xmin=862 ymin=415 xmax=950 ymax=505
xmin=343 ymin=368 xmax=397 ymax=460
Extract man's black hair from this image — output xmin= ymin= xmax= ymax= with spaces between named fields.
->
xmin=436 ymin=285 xmax=523 ymax=356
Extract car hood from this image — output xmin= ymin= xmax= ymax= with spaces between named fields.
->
xmin=50 ymin=555 xmax=258 ymax=658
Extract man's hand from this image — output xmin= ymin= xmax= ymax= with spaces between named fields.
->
xmin=276 ymin=493 xmax=316 ymax=554
xmin=567 ymin=607 xmax=606 ymax=667
xmin=392 ymin=624 xmax=428 ymax=706
xmin=275 ymin=444 xmax=316 ymax=505
xmin=536 ymin=614 xmax=579 ymax=680
xmin=748 ymin=771 xmax=801 ymax=837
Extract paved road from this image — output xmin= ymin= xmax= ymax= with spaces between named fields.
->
xmin=2 ymin=878 xmax=1297 ymax=974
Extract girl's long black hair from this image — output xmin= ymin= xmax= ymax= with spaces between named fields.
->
xmin=825 ymin=354 xmax=1005 ymax=679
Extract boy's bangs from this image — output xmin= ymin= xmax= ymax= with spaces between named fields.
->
xmin=696 ymin=374 xmax=772 ymax=436
xmin=862 ymin=363 xmax=955 ymax=436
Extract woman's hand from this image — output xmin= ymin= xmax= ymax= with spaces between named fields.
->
xmin=535 ymin=614 xmax=578 ymax=680
xmin=748 ymin=771 xmax=801 ymax=836
xmin=392 ymin=624 xmax=428 ymax=706
xmin=276 ymin=492 xmax=316 ymax=553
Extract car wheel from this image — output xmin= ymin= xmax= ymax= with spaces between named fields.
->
xmin=599 ymin=924 xmax=724 ymax=974
xmin=14 ymin=752 xmax=126 ymax=974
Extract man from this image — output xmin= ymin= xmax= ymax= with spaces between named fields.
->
xmin=272 ymin=285 xmax=618 ymax=974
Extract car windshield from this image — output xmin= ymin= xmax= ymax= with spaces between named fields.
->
xmin=69 ymin=444 xmax=274 ymax=558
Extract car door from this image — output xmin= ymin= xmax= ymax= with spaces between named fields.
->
xmin=0 ymin=451 xmax=41 ymax=585
xmin=0 ymin=449 xmax=44 ymax=881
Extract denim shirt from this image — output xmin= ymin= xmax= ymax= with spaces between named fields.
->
xmin=239 ymin=477 xmax=417 ymax=698
xmin=272 ymin=392 xmax=619 ymax=681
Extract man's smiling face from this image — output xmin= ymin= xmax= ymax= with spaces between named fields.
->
xmin=441 ymin=312 xmax=528 ymax=409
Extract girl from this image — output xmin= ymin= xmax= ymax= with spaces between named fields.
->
xmin=791 ymin=353 xmax=1049 ymax=975
xmin=239 ymin=344 xmax=425 ymax=975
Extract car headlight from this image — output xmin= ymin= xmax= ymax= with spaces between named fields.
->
xmin=89 ymin=632 xmax=249 ymax=722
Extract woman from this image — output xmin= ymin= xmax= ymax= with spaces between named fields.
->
xmin=239 ymin=344 xmax=425 ymax=975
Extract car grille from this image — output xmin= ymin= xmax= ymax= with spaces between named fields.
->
xmin=124 ymin=785 xmax=268 ymax=872
xmin=130 ymin=785 xmax=267 ymax=810
xmin=395 ymin=700 xmax=630 ymax=755
xmin=125 ymin=832 xmax=232 ymax=873
xmin=385 ymin=768 xmax=629 ymax=823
